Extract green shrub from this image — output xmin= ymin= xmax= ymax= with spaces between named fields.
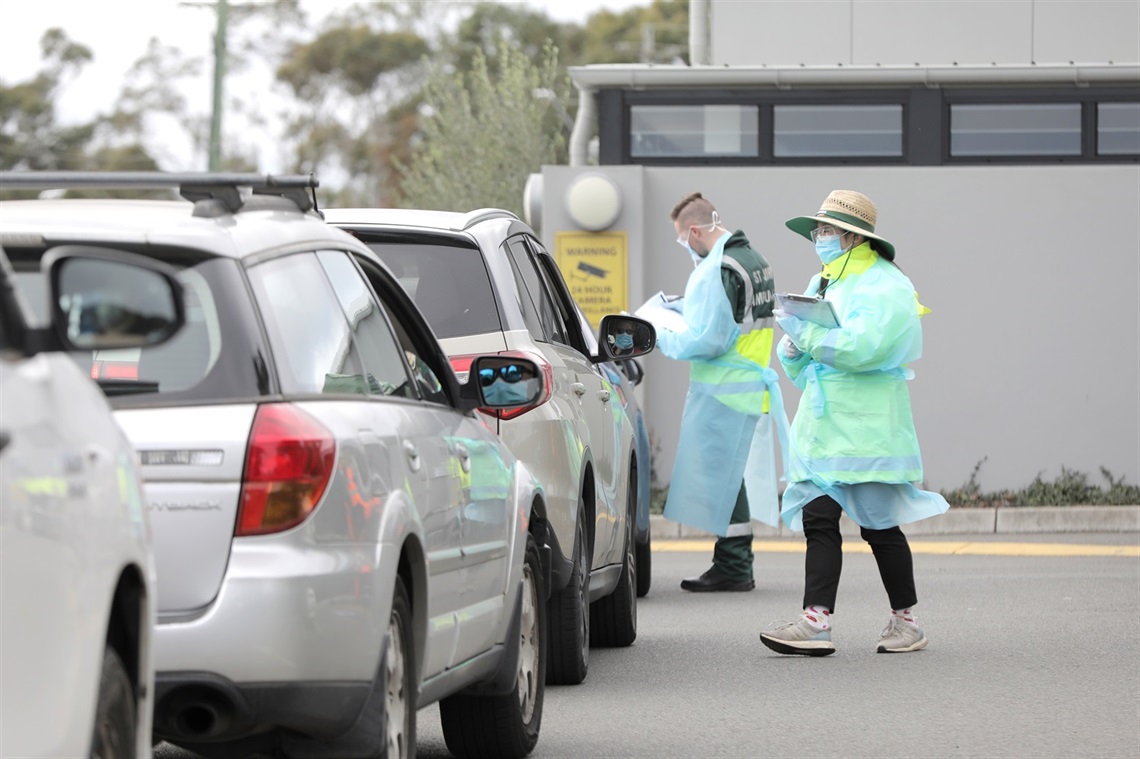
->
xmin=942 ymin=458 xmax=1140 ymax=508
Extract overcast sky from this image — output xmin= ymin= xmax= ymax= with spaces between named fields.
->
xmin=1 ymin=0 xmax=652 ymax=170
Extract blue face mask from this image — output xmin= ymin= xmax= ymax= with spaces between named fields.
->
xmin=482 ymin=378 xmax=531 ymax=407
xmin=687 ymin=244 xmax=703 ymax=268
xmin=814 ymin=235 xmax=846 ymax=264
xmin=614 ymin=332 xmax=634 ymax=350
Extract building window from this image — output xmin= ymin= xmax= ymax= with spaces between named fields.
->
xmin=773 ymin=104 xmax=903 ymax=158
xmin=1098 ymin=103 xmax=1140 ymax=156
xmin=950 ymin=103 xmax=1081 ymax=157
xmin=630 ymin=104 xmax=759 ymax=158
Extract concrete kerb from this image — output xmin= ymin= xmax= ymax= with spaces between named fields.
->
xmin=650 ymin=505 xmax=1140 ymax=540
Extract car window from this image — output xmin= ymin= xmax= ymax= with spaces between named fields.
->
xmin=529 ymin=242 xmax=587 ymax=352
xmin=10 ymin=254 xmax=266 ymax=403
xmin=248 ymin=252 xmax=393 ymax=397
xmin=351 ymin=254 xmax=452 ymax=407
xmin=505 ymin=238 xmax=567 ymax=345
xmin=316 ymin=250 xmax=418 ymax=400
xmin=360 ymin=238 xmax=501 ymax=339
xmin=500 ymin=241 xmax=545 ymax=339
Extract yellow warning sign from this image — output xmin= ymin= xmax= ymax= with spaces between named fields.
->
xmin=554 ymin=231 xmax=628 ymax=328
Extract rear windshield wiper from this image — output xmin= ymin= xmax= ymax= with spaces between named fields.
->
xmin=96 ymin=379 xmax=161 ymax=397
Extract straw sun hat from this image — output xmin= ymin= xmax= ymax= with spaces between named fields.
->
xmin=785 ymin=190 xmax=896 ymax=261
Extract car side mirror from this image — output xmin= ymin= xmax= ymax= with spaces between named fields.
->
xmin=43 ymin=247 xmax=186 ymax=352
xmin=594 ymin=314 xmax=655 ymax=363
xmin=467 ymin=355 xmax=544 ymax=410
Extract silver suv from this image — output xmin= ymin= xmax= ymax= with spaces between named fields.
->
xmin=1 ymin=173 xmax=553 ymax=759
xmin=325 ymin=208 xmax=656 ymax=686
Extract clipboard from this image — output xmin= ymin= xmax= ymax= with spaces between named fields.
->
xmin=775 ymin=293 xmax=840 ymax=329
xmin=634 ymin=291 xmax=688 ymax=333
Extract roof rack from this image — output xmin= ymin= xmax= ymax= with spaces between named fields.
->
xmin=460 ymin=208 xmax=520 ymax=231
xmin=0 ymin=171 xmax=320 ymax=214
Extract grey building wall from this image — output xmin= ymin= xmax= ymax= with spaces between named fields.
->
xmin=710 ymin=0 xmax=1140 ymax=67
xmin=540 ymin=164 xmax=1140 ymax=493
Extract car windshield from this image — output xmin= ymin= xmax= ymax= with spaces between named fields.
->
xmin=11 ymin=252 xmax=267 ymax=403
xmin=363 ymin=240 xmax=502 ymax=339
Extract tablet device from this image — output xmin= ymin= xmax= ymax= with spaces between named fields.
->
xmin=775 ymin=293 xmax=840 ymax=329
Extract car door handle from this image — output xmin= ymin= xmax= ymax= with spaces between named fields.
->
xmin=402 ymin=440 xmax=421 ymax=472
xmin=596 ymin=389 xmax=611 ymax=403
xmin=571 ymin=382 xmax=586 ymax=397
xmin=455 ymin=443 xmax=471 ymax=473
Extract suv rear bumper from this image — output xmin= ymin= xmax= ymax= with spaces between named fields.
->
xmin=153 ymin=542 xmax=390 ymax=734
xmin=153 ymin=671 xmax=369 ymax=745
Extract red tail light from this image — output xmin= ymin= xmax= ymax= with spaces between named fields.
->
xmin=91 ymin=361 xmax=139 ymax=380
xmin=451 ymin=350 xmax=554 ymax=421
xmin=236 ymin=404 xmax=336 ymax=537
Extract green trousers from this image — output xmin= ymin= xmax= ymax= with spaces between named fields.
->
xmin=712 ymin=481 xmax=753 ymax=580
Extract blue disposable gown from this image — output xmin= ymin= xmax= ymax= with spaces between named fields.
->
xmin=659 ymin=234 xmax=789 ymax=534
xmin=776 ymin=245 xmax=948 ymax=531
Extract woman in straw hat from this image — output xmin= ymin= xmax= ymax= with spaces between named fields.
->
xmin=759 ymin=190 xmax=949 ymax=657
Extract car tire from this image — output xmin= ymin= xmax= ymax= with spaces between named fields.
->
xmin=439 ymin=531 xmax=546 ymax=759
xmin=90 ymin=646 xmax=136 ymax=759
xmin=546 ymin=501 xmax=589 ymax=685
xmin=590 ymin=468 xmax=637 ymax=647
xmin=382 ymin=578 xmax=416 ymax=759
xmin=278 ymin=577 xmax=415 ymax=759
xmin=635 ymin=531 xmax=652 ymax=598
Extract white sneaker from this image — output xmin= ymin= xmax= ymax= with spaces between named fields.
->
xmin=877 ymin=616 xmax=928 ymax=653
xmin=759 ymin=617 xmax=836 ymax=657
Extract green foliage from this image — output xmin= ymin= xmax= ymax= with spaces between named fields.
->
xmin=0 ymin=30 xmax=95 ymax=174
xmin=6 ymin=1 xmax=688 ymax=201
xmin=277 ymin=26 xmax=428 ymax=98
xmin=581 ymin=0 xmax=689 ymax=65
xmin=940 ymin=457 xmax=1140 ymax=508
xmin=397 ymin=38 xmax=569 ymax=216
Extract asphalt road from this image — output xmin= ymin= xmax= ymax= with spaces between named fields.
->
xmin=161 ymin=533 xmax=1140 ymax=759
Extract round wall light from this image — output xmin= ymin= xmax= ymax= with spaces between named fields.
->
xmin=564 ymin=173 xmax=622 ymax=231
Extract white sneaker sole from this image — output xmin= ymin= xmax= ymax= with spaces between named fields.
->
xmin=759 ymin=633 xmax=836 ymax=657
xmin=877 ymin=635 xmax=929 ymax=654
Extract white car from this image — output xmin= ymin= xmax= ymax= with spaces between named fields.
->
xmin=326 ymin=208 xmax=657 ymax=685
xmin=0 ymin=244 xmax=186 ymax=758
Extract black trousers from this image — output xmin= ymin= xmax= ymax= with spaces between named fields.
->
xmin=802 ymin=495 xmax=918 ymax=613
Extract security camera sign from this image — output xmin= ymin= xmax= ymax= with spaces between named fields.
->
xmin=554 ymin=231 xmax=629 ymax=328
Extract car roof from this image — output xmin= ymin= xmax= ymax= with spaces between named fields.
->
xmin=322 ymin=207 xmax=522 ymax=233
xmin=0 ymin=197 xmax=367 ymax=259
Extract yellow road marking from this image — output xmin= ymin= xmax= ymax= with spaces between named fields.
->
xmin=654 ymin=539 xmax=1140 ymax=558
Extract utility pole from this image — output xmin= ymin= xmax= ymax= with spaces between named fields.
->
xmin=208 ymin=0 xmax=228 ymax=171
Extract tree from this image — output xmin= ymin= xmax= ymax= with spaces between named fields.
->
xmin=0 ymin=29 xmax=95 ymax=175
xmin=274 ymin=3 xmax=434 ymax=205
xmin=580 ymin=0 xmax=689 ymax=65
xmin=398 ymin=38 xmax=569 ymax=217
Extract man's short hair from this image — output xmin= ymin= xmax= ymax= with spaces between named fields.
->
xmin=670 ymin=192 xmax=716 ymax=227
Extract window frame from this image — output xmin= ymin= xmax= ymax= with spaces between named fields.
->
xmin=349 ymin=251 xmax=465 ymax=410
xmin=504 ymin=236 xmax=569 ymax=346
xmin=601 ymin=85 xmax=1140 ymax=166
xmin=527 ymin=239 xmax=597 ymax=359
xmin=315 ymin=249 xmax=420 ymax=402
